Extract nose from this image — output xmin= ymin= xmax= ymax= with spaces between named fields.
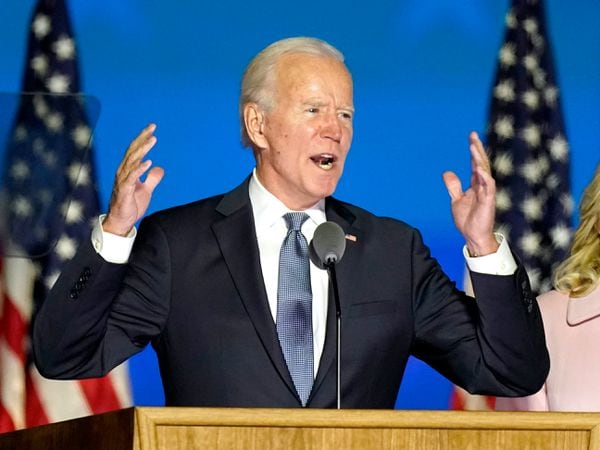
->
xmin=320 ymin=113 xmax=342 ymax=143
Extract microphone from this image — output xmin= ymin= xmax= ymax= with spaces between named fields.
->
xmin=309 ymin=221 xmax=346 ymax=409
xmin=309 ymin=221 xmax=346 ymax=268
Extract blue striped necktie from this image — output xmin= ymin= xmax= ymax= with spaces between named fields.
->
xmin=276 ymin=212 xmax=313 ymax=406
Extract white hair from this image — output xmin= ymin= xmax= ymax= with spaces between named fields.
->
xmin=239 ymin=37 xmax=345 ymax=148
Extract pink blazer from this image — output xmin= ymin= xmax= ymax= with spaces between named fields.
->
xmin=496 ymin=285 xmax=600 ymax=411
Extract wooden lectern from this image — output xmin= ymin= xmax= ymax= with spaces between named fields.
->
xmin=1 ymin=407 xmax=600 ymax=450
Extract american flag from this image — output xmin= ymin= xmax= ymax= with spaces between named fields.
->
xmin=0 ymin=0 xmax=131 ymax=431
xmin=452 ymin=0 xmax=572 ymax=410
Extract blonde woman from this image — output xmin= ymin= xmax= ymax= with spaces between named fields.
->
xmin=497 ymin=162 xmax=600 ymax=411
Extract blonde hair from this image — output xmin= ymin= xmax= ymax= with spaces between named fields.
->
xmin=554 ymin=162 xmax=600 ymax=297
xmin=239 ymin=37 xmax=345 ymax=148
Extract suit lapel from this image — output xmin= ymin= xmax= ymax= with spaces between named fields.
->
xmin=310 ymin=198 xmax=360 ymax=402
xmin=211 ymin=178 xmax=298 ymax=399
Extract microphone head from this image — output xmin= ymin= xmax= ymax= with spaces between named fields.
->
xmin=309 ymin=221 xmax=346 ymax=268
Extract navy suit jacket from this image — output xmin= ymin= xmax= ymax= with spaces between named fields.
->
xmin=33 ymin=178 xmax=549 ymax=408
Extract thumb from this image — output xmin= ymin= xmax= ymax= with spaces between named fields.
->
xmin=144 ymin=166 xmax=165 ymax=193
xmin=442 ymin=171 xmax=462 ymax=201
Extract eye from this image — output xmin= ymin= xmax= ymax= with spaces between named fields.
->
xmin=307 ymin=107 xmax=319 ymax=114
xmin=339 ymin=111 xmax=353 ymax=121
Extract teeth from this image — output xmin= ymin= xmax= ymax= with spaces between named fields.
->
xmin=311 ymin=154 xmax=335 ymax=171
xmin=319 ymin=158 xmax=333 ymax=170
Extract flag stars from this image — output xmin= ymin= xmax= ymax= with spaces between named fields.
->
xmin=521 ymin=195 xmax=543 ymax=221
xmin=550 ymin=224 xmax=571 ymax=249
xmin=489 ymin=1 xmax=569 ymax=295
xmin=31 ymin=54 xmax=49 ymax=77
xmin=544 ymin=86 xmax=558 ymax=106
xmin=519 ymin=232 xmax=542 ymax=257
xmin=549 ymin=135 xmax=569 ymax=161
xmin=52 ymin=35 xmax=75 ymax=60
xmin=33 ymin=96 xmax=50 ymax=118
xmin=9 ymin=160 xmax=30 ymax=181
xmin=13 ymin=125 xmax=28 ymax=142
xmin=12 ymin=196 xmax=34 ymax=218
xmin=521 ymin=123 xmax=541 ymax=147
xmin=494 ymin=116 xmax=515 ymax=140
xmin=493 ymin=151 xmax=514 ymax=176
xmin=494 ymin=80 xmax=516 ymax=102
xmin=496 ymin=188 xmax=512 ymax=212
xmin=72 ymin=124 xmax=91 ymax=149
xmin=32 ymin=14 xmax=51 ymax=39
xmin=561 ymin=193 xmax=574 ymax=216
xmin=45 ymin=111 xmax=64 ymax=133
xmin=499 ymin=43 xmax=516 ymax=67
xmin=522 ymin=18 xmax=539 ymax=36
xmin=522 ymin=89 xmax=540 ymax=110
xmin=67 ymin=163 xmax=90 ymax=186
xmin=62 ymin=200 xmax=85 ymax=224
xmin=46 ymin=73 xmax=71 ymax=93
xmin=523 ymin=54 xmax=539 ymax=73
xmin=55 ymin=234 xmax=77 ymax=261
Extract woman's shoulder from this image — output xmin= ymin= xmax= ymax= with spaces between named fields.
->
xmin=536 ymin=289 xmax=569 ymax=318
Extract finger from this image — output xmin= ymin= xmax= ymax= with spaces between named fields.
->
xmin=118 ymin=124 xmax=157 ymax=170
xmin=470 ymin=141 xmax=493 ymax=190
xmin=116 ymin=136 xmax=158 ymax=187
xmin=121 ymin=134 xmax=158 ymax=174
xmin=143 ymin=166 xmax=165 ymax=193
xmin=129 ymin=123 xmax=157 ymax=152
xmin=442 ymin=171 xmax=463 ymax=201
xmin=469 ymin=131 xmax=491 ymax=174
xmin=474 ymin=164 xmax=496 ymax=195
xmin=470 ymin=166 xmax=496 ymax=205
xmin=122 ymin=159 xmax=154 ymax=187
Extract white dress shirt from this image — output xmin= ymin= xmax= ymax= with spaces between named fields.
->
xmin=248 ymin=170 xmax=329 ymax=377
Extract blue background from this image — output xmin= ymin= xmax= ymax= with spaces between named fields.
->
xmin=2 ymin=1 xmax=598 ymax=409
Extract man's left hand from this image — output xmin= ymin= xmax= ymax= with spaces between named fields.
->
xmin=442 ymin=131 xmax=499 ymax=257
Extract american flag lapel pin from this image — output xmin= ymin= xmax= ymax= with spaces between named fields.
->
xmin=345 ymin=233 xmax=357 ymax=242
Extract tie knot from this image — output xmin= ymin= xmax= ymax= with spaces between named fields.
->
xmin=283 ymin=212 xmax=309 ymax=232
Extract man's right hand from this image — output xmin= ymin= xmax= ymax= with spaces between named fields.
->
xmin=102 ymin=123 xmax=164 ymax=236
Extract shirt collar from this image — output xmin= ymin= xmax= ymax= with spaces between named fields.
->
xmin=249 ymin=168 xmax=326 ymax=234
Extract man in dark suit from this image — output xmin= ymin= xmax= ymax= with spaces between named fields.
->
xmin=33 ymin=37 xmax=548 ymax=408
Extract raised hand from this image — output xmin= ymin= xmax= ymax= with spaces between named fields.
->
xmin=442 ymin=132 xmax=499 ymax=257
xmin=102 ymin=124 xmax=164 ymax=236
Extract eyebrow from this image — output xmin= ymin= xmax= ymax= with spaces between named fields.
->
xmin=302 ymin=99 xmax=355 ymax=112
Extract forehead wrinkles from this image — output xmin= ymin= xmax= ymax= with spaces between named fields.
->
xmin=271 ymin=53 xmax=353 ymax=108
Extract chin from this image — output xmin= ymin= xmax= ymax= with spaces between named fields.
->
xmin=314 ymin=183 xmax=338 ymax=200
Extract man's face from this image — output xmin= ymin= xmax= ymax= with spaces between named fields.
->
xmin=254 ymin=53 xmax=354 ymax=210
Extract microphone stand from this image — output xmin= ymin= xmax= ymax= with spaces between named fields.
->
xmin=325 ymin=259 xmax=342 ymax=409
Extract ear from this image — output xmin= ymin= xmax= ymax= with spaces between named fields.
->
xmin=243 ymin=103 xmax=268 ymax=149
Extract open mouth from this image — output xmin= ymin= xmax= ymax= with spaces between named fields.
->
xmin=310 ymin=153 xmax=336 ymax=171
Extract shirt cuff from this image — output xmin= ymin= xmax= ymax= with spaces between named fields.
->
xmin=463 ymin=233 xmax=517 ymax=275
xmin=91 ymin=214 xmax=137 ymax=264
